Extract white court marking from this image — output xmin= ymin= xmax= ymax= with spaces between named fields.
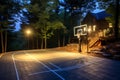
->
xmin=49 ymin=62 xmax=62 ymax=70
xmin=12 ymin=53 xmax=20 ymax=80
xmin=25 ymin=53 xmax=65 ymax=80
xmin=29 ymin=58 xmax=104 ymax=76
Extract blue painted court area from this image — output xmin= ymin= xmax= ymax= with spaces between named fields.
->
xmin=30 ymin=58 xmax=120 ymax=80
xmin=0 ymin=50 xmax=120 ymax=80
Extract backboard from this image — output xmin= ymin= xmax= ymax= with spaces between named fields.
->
xmin=74 ymin=24 xmax=87 ymax=37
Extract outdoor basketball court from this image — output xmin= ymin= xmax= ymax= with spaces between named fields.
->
xmin=9 ymin=49 xmax=120 ymax=80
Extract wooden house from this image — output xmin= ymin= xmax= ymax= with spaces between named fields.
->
xmin=82 ymin=11 xmax=111 ymax=37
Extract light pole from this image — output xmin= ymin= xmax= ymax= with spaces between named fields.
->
xmin=77 ymin=30 xmax=82 ymax=52
xmin=26 ymin=29 xmax=32 ymax=49
xmin=86 ymin=30 xmax=89 ymax=53
xmin=78 ymin=33 xmax=82 ymax=52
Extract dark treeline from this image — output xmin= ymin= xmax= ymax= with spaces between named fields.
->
xmin=0 ymin=0 xmax=119 ymax=53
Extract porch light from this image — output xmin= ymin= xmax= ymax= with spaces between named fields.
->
xmin=93 ymin=25 xmax=96 ymax=31
xmin=109 ymin=23 xmax=112 ymax=28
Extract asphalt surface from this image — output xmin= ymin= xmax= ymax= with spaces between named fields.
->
xmin=0 ymin=49 xmax=120 ymax=80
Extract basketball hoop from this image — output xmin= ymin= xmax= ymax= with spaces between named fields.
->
xmin=73 ymin=24 xmax=87 ymax=52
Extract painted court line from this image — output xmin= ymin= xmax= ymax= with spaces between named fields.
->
xmin=29 ymin=59 xmax=104 ymax=76
xmin=49 ymin=62 xmax=62 ymax=70
xmin=12 ymin=53 xmax=20 ymax=80
xmin=29 ymin=70 xmax=53 ymax=75
xmin=25 ymin=53 xmax=65 ymax=80
xmin=29 ymin=62 xmax=62 ymax=76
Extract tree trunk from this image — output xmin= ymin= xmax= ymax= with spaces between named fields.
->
xmin=25 ymin=37 xmax=27 ymax=49
xmin=1 ymin=31 xmax=4 ymax=53
xmin=114 ymin=0 xmax=119 ymax=39
xmin=63 ymin=6 xmax=67 ymax=46
xmin=44 ymin=33 xmax=47 ymax=49
xmin=41 ymin=38 xmax=43 ymax=49
xmin=5 ymin=31 xmax=7 ymax=52
xmin=63 ymin=35 xmax=65 ymax=46
xmin=28 ymin=37 xmax=29 ymax=49
xmin=57 ymin=30 xmax=60 ymax=47
xmin=32 ymin=37 xmax=34 ymax=49
xmin=68 ymin=35 xmax=71 ymax=43
xmin=58 ymin=36 xmax=60 ymax=47
xmin=36 ymin=36 xmax=39 ymax=49
xmin=44 ymin=38 xmax=47 ymax=49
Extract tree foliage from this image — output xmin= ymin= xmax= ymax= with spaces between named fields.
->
xmin=24 ymin=0 xmax=65 ymax=48
xmin=0 ymin=0 xmax=22 ymax=28
xmin=97 ymin=0 xmax=120 ymax=39
xmin=0 ymin=0 xmax=22 ymax=53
